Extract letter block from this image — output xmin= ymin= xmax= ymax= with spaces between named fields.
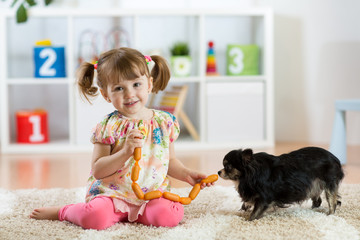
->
xmin=34 ymin=47 xmax=66 ymax=78
xmin=16 ymin=110 xmax=49 ymax=144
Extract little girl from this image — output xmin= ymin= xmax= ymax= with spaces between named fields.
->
xmin=30 ymin=47 xmax=213 ymax=229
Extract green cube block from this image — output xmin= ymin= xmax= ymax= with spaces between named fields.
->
xmin=226 ymin=44 xmax=259 ymax=76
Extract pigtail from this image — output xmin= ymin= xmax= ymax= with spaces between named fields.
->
xmin=150 ymin=55 xmax=171 ymax=93
xmin=76 ymin=62 xmax=99 ymax=104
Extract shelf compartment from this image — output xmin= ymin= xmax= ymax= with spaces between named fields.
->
xmin=8 ymin=84 xmax=70 ymax=144
xmin=73 ymin=16 xmax=135 ymax=65
xmin=204 ymin=15 xmax=265 ymax=76
xmin=6 ymin=17 xmax=68 ymax=79
xmin=136 ymin=15 xmax=201 ymax=77
xmin=206 ymin=82 xmax=265 ymax=142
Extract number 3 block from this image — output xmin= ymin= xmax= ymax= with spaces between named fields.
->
xmin=34 ymin=47 xmax=66 ymax=78
xmin=16 ymin=110 xmax=49 ymax=144
xmin=226 ymin=44 xmax=259 ymax=76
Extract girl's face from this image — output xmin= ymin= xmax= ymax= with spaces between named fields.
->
xmin=101 ymin=75 xmax=153 ymax=119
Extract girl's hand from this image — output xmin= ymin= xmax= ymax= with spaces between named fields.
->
xmin=124 ymin=129 xmax=143 ymax=156
xmin=185 ymin=170 xmax=215 ymax=189
xmin=91 ymin=129 xmax=145 ymax=180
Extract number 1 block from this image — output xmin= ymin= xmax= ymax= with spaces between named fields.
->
xmin=16 ymin=110 xmax=49 ymax=144
xmin=34 ymin=47 xmax=66 ymax=78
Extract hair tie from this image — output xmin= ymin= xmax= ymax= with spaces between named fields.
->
xmin=94 ymin=61 xmax=98 ymax=70
xmin=144 ymin=55 xmax=155 ymax=72
xmin=144 ymin=55 xmax=152 ymax=64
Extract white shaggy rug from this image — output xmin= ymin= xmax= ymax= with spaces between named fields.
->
xmin=1 ymin=184 xmax=360 ymax=240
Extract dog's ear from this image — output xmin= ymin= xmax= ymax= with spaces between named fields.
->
xmin=242 ymin=148 xmax=254 ymax=163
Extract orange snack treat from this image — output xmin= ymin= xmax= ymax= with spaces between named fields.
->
xmin=134 ymin=147 xmax=141 ymax=161
xmin=132 ymin=145 xmax=218 ymax=204
xmin=144 ymin=190 xmax=163 ymax=200
xmin=131 ymin=163 xmax=140 ymax=182
xmin=132 ymin=182 xmax=144 ymax=199
xmin=163 ymin=192 xmax=180 ymax=202
xmin=200 ymin=174 xmax=219 ymax=184
xmin=189 ymin=183 xmax=201 ymax=200
xmin=180 ymin=197 xmax=192 ymax=205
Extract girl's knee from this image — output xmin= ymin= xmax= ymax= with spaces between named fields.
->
xmin=141 ymin=198 xmax=184 ymax=227
xmin=74 ymin=197 xmax=120 ymax=230
xmin=78 ymin=205 xmax=112 ymax=230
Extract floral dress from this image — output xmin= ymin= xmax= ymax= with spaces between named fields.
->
xmin=85 ymin=110 xmax=180 ymax=220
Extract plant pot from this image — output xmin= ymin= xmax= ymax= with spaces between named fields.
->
xmin=171 ymin=56 xmax=192 ymax=77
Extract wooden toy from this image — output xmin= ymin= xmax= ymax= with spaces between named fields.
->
xmin=148 ymin=85 xmax=200 ymax=141
xmin=206 ymin=41 xmax=219 ymax=76
xmin=16 ymin=109 xmax=49 ymax=144
xmin=35 ymin=39 xmax=52 ymax=46
xmin=226 ymin=44 xmax=259 ymax=76
xmin=77 ymin=30 xmax=99 ymax=65
xmin=34 ymin=40 xmax=66 ymax=78
xmin=106 ymin=27 xmax=131 ymax=49
xmin=131 ymin=146 xmax=218 ymax=204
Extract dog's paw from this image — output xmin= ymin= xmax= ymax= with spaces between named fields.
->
xmin=241 ymin=202 xmax=252 ymax=211
xmin=311 ymin=197 xmax=322 ymax=208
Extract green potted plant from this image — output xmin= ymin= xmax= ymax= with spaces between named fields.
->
xmin=170 ymin=42 xmax=192 ymax=77
xmin=3 ymin=0 xmax=53 ymax=23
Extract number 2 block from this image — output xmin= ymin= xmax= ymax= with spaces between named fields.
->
xmin=226 ymin=44 xmax=259 ymax=76
xmin=34 ymin=47 xmax=66 ymax=78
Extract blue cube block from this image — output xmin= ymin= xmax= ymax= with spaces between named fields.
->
xmin=34 ymin=47 xmax=66 ymax=78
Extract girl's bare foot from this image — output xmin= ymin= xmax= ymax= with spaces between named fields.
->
xmin=30 ymin=206 xmax=61 ymax=220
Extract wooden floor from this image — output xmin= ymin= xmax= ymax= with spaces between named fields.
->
xmin=0 ymin=142 xmax=359 ymax=190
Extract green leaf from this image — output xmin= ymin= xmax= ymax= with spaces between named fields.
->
xmin=10 ymin=0 xmax=19 ymax=7
xmin=16 ymin=4 xmax=27 ymax=23
xmin=45 ymin=0 xmax=53 ymax=6
xmin=170 ymin=42 xmax=190 ymax=56
xmin=25 ymin=0 xmax=36 ymax=6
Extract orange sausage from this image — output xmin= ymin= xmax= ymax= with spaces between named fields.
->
xmin=134 ymin=147 xmax=141 ymax=161
xmin=131 ymin=163 xmax=140 ymax=182
xmin=132 ymin=182 xmax=144 ymax=199
xmin=189 ymin=183 xmax=201 ymax=200
xmin=180 ymin=197 xmax=192 ymax=205
xmin=200 ymin=174 xmax=219 ymax=184
xmin=163 ymin=192 xmax=180 ymax=202
xmin=144 ymin=190 xmax=163 ymax=200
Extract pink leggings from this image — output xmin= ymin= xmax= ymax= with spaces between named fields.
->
xmin=58 ymin=196 xmax=184 ymax=230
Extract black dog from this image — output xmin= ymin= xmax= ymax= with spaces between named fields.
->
xmin=218 ymin=147 xmax=344 ymax=220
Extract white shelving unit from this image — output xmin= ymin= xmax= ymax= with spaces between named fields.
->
xmin=0 ymin=8 xmax=273 ymax=153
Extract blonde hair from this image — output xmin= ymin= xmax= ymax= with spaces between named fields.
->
xmin=77 ymin=47 xmax=171 ymax=103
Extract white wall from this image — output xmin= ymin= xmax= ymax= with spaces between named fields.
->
xmin=2 ymin=0 xmax=360 ymax=145
xmin=255 ymin=0 xmax=360 ymax=145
